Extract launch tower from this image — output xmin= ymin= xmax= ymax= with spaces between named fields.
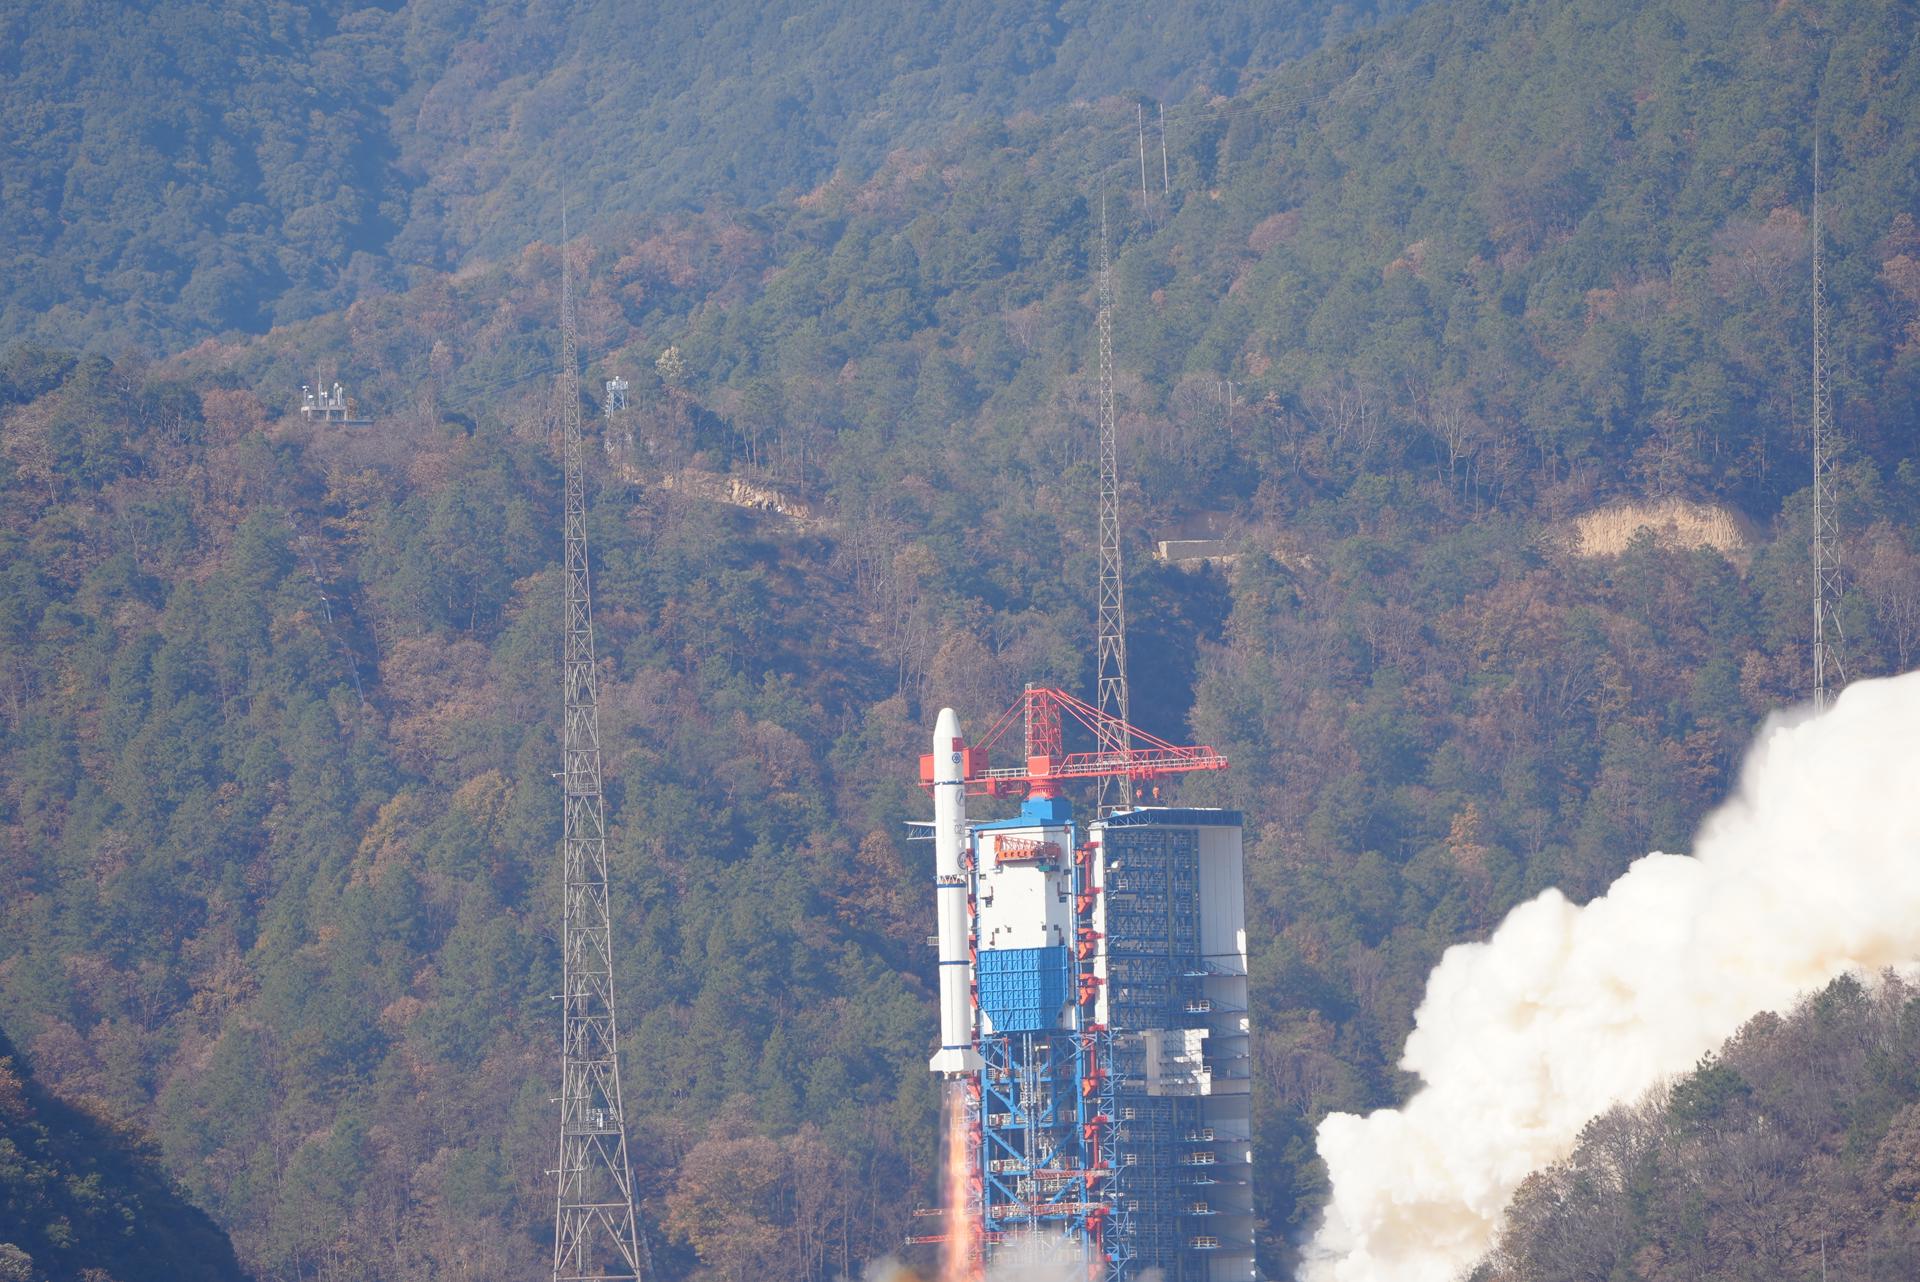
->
xmin=921 ymin=689 xmax=1252 ymax=1282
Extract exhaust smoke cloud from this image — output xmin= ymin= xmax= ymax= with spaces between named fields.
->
xmin=855 ymin=1230 xmax=1094 ymax=1282
xmin=1301 ymin=671 xmax=1920 ymax=1282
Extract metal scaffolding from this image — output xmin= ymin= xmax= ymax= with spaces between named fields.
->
xmin=1811 ymin=140 xmax=1845 ymax=712
xmin=1102 ymin=823 xmax=1204 ymax=1279
xmin=1094 ymin=197 xmax=1134 ymax=815
xmin=552 ymin=212 xmax=648 ymax=1282
xmin=977 ymin=829 xmax=1109 ymax=1263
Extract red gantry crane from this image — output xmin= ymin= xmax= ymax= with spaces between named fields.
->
xmin=920 ymin=684 xmax=1227 ymax=800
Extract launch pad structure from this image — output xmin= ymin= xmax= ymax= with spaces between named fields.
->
xmin=922 ymin=689 xmax=1254 ymax=1282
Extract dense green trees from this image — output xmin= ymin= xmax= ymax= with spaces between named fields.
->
xmin=1 ymin=0 xmax=1423 ymax=355
xmin=0 ymin=1028 xmax=248 ymax=1282
xmin=4 ymin=0 xmax=1920 ymax=1278
xmin=1478 ymin=974 xmax=1920 ymax=1282
xmin=0 ymin=345 xmax=951 ymax=1277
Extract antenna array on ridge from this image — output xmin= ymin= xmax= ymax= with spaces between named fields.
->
xmin=552 ymin=209 xmax=648 ymax=1282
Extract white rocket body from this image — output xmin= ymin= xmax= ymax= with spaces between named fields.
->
xmin=929 ymin=707 xmax=983 ymax=1077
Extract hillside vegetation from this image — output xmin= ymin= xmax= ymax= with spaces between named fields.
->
xmin=0 ymin=1029 xmax=247 ymax=1282
xmin=3 ymin=0 xmax=1920 ymax=1278
xmin=1478 ymin=972 xmax=1920 ymax=1282
xmin=0 ymin=0 xmax=1419 ymax=353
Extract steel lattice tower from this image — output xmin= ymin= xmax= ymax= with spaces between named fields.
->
xmin=1812 ymin=142 xmax=1845 ymax=712
xmin=1094 ymin=196 xmax=1134 ymax=815
xmin=552 ymin=216 xmax=648 ymax=1282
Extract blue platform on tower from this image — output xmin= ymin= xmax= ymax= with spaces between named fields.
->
xmin=975 ymin=945 xmax=1073 ymax=1033
xmin=971 ymin=793 xmax=1076 ymax=830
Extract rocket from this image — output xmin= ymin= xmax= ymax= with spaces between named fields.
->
xmin=928 ymin=707 xmax=984 ymax=1077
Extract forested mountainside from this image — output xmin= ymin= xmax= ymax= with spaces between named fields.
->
xmin=1477 ymin=972 xmax=1920 ymax=1282
xmin=0 ymin=0 xmax=1420 ymax=354
xmin=4 ymin=0 xmax=1920 ymax=1278
xmin=0 ymin=1028 xmax=248 ymax=1282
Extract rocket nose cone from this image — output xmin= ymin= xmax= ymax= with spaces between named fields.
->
xmin=933 ymin=707 xmax=963 ymax=782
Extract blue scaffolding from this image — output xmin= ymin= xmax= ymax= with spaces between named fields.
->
xmin=973 ymin=809 xmax=1241 ymax=1282
xmin=975 ymin=820 xmax=1105 ymax=1268
xmin=1102 ymin=817 xmax=1208 ymax=1282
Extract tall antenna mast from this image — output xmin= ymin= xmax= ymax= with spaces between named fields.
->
xmin=1812 ymin=138 xmax=1845 ymax=712
xmin=1159 ymin=102 xmax=1170 ymax=196
xmin=552 ymin=206 xmax=648 ymax=1282
xmin=1095 ymin=194 xmax=1134 ymax=814
xmin=1136 ymin=105 xmax=1151 ymax=218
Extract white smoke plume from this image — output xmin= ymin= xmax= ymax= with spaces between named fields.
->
xmin=845 ymin=1258 xmax=917 ymax=1282
xmin=847 ymin=1231 xmax=1097 ymax=1282
xmin=982 ymin=1230 xmax=1100 ymax=1282
xmin=1301 ymin=671 xmax=1920 ymax=1282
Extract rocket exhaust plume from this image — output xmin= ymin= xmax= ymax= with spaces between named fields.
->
xmin=1302 ymin=671 xmax=1920 ymax=1282
xmin=939 ymin=1081 xmax=978 ymax=1282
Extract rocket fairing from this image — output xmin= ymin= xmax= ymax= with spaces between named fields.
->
xmin=929 ymin=707 xmax=984 ymax=1078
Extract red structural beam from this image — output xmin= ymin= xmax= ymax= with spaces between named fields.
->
xmin=922 ymin=686 xmax=1228 ymax=797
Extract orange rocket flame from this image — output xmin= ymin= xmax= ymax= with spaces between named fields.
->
xmin=940 ymin=1080 xmax=981 ymax=1282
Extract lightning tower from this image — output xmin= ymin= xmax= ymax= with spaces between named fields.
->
xmin=552 ymin=212 xmax=648 ymax=1282
xmin=1812 ymin=141 xmax=1845 ymax=711
xmin=1094 ymin=197 xmax=1134 ymax=814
